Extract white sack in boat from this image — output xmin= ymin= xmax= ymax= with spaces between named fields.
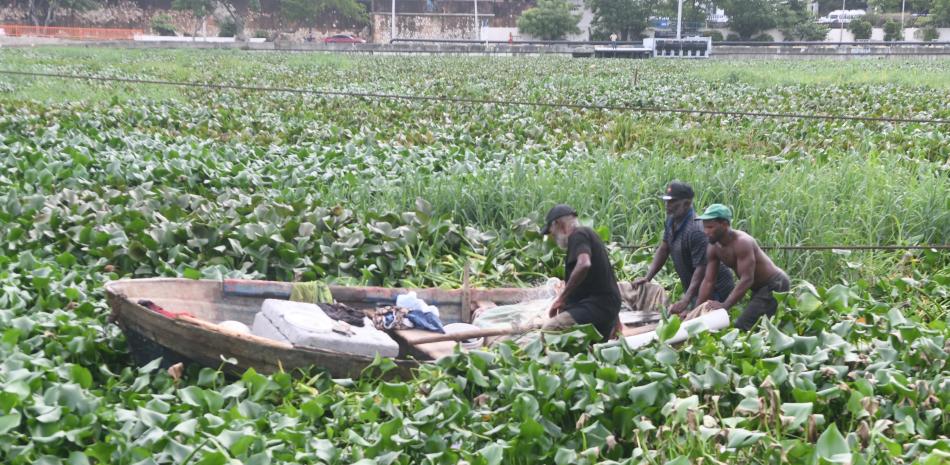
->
xmin=623 ymin=309 xmax=730 ymax=350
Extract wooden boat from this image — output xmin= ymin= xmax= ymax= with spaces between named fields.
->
xmin=105 ymin=278 xmax=561 ymax=379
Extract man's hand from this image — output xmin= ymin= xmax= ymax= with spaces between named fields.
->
xmin=669 ymin=299 xmax=690 ymax=315
xmin=631 ymin=277 xmax=650 ymax=287
xmin=548 ymin=298 xmax=566 ymax=317
xmin=706 ymin=300 xmax=726 ymax=310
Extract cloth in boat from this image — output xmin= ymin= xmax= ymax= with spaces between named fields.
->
xmin=682 ymin=301 xmax=715 ymax=321
xmin=290 ymin=281 xmax=334 ymax=304
xmin=617 ymin=281 xmax=667 ymax=313
xmin=317 ymin=302 xmax=365 ymax=327
xmin=471 ymin=298 xmax=553 ymax=347
xmin=138 ymin=300 xmax=196 ymax=319
xmin=372 ymin=306 xmax=446 ymax=333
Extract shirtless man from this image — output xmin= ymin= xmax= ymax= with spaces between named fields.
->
xmin=695 ymin=204 xmax=790 ymax=331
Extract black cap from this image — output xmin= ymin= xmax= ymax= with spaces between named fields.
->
xmin=660 ymin=182 xmax=694 ymax=201
xmin=541 ymin=204 xmax=577 ymax=235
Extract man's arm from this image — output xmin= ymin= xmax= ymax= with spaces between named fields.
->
xmin=695 ymin=245 xmax=719 ymax=305
xmin=671 ymin=230 xmax=710 ymax=313
xmin=549 ymin=253 xmax=591 ymax=316
xmin=671 ymin=266 xmax=706 ymax=313
xmin=714 ymin=238 xmax=756 ymax=310
xmin=684 ymin=267 xmax=705 ymax=300
xmin=633 ymin=241 xmax=669 ymax=286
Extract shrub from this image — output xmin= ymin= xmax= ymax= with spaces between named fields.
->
xmin=848 ymin=18 xmax=872 ymax=40
xmin=752 ymin=32 xmax=774 ymax=42
xmin=786 ymin=21 xmax=829 ymax=41
xmin=151 ymin=14 xmax=176 ymax=36
xmin=726 ymin=33 xmax=741 ymax=41
xmin=703 ymin=30 xmax=724 ymax=41
xmin=918 ymin=25 xmax=939 ymax=41
xmin=219 ymin=19 xmax=238 ymax=37
xmin=912 ymin=15 xmax=932 ymax=28
xmin=883 ymin=20 xmax=903 ymax=41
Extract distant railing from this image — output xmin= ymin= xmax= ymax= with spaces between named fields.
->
xmin=0 ymin=24 xmax=143 ymax=40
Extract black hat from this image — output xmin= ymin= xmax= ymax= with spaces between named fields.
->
xmin=660 ymin=181 xmax=694 ymax=201
xmin=540 ymin=204 xmax=577 ymax=235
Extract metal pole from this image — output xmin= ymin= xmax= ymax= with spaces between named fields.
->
xmin=474 ymin=0 xmax=479 ymax=40
xmin=901 ymin=0 xmax=906 ymax=40
xmin=391 ymin=0 xmax=396 ymax=41
xmin=839 ymin=0 xmax=845 ymax=42
xmin=676 ymin=0 xmax=683 ymax=39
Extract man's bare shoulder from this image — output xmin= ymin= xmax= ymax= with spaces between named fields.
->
xmin=732 ymin=231 xmax=758 ymax=253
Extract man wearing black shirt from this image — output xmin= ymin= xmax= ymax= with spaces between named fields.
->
xmin=633 ymin=182 xmax=734 ymax=315
xmin=540 ymin=205 xmax=622 ymax=341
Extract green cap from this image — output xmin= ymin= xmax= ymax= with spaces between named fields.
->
xmin=696 ymin=204 xmax=733 ymax=221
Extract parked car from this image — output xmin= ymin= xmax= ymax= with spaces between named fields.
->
xmin=817 ymin=10 xmax=866 ymax=25
xmin=323 ymin=34 xmax=366 ymax=44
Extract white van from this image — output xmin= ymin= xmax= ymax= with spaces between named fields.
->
xmin=818 ymin=10 xmax=866 ymax=25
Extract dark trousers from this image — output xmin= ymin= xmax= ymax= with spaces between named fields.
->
xmin=735 ymin=271 xmax=790 ymax=331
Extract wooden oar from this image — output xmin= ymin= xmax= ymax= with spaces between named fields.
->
xmin=412 ymin=320 xmax=660 ymax=346
xmin=411 ymin=326 xmax=531 ymax=345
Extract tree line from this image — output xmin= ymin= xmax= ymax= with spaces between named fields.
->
xmin=518 ymin=0 xmax=950 ymax=41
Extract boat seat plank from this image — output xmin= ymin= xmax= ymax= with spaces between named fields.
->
xmin=390 ymin=329 xmax=459 ymax=360
xmin=621 ymin=322 xmax=658 ymax=337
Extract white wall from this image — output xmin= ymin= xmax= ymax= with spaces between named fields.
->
xmin=707 ymin=26 xmax=950 ymax=42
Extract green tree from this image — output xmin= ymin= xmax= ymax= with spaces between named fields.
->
xmin=26 ymin=0 xmax=101 ymax=26
xmin=656 ymin=0 xmax=708 ymax=26
xmin=218 ymin=0 xmax=260 ymax=40
xmin=933 ymin=0 xmax=950 ymax=27
xmin=150 ymin=14 xmax=177 ymax=36
xmin=586 ymin=0 xmax=657 ymax=40
xmin=172 ymin=0 xmax=215 ymax=37
xmin=882 ymin=19 xmax=902 ymax=40
xmin=848 ymin=17 xmax=872 ymax=39
xmin=722 ymin=0 xmax=777 ymax=39
xmin=280 ymin=0 xmax=368 ymax=33
xmin=517 ymin=0 xmax=581 ymax=40
xmin=788 ymin=21 xmax=829 ymax=40
xmin=777 ymin=0 xmax=828 ymax=40
xmin=917 ymin=25 xmax=938 ymax=40
xmin=819 ymin=0 xmax=871 ymax=14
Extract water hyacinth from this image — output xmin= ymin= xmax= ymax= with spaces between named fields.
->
xmin=0 ymin=49 xmax=948 ymax=464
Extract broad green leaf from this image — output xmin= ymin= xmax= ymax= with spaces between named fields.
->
xmin=780 ymin=403 xmax=812 ymax=430
xmin=657 ymin=315 xmax=681 ymax=342
xmin=727 ymin=428 xmax=766 ymax=449
xmin=380 ymin=382 xmax=411 ymax=401
xmin=183 ymin=268 xmax=202 ymax=280
xmin=67 ymin=451 xmax=90 ymax=465
xmin=519 ymin=417 xmax=544 ymax=439
xmin=797 ymin=291 xmax=822 ymax=314
xmin=554 ymin=448 xmax=577 ymax=465
xmin=628 ymin=381 xmax=660 ymax=407
xmin=172 ymin=418 xmax=198 ymax=437
xmin=816 ymin=423 xmax=851 ymax=463
xmin=178 ymin=386 xmax=204 ymax=407
xmin=0 ymin=411 xmax=21 ymax=434
xmin=478 ymin=443 xmax=505 ymax=465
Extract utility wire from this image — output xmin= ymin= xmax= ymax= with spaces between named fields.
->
xmin=620 ymin=244 xmax=950 ymax=251
xmin=2 ymin=69 xmax=949 ymax=125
